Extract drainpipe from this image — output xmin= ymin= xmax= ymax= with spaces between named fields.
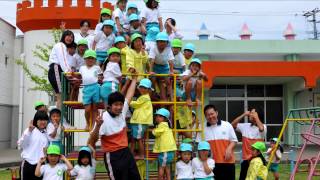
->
xmin=18 ymin=53 xmax=25 ymax=149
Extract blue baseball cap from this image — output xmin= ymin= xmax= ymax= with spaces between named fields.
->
xmin=138 ymin=78 xmax=152 ymax=89
xmin=114 ymin=36 xmax=125 ymax=45
xmin=198 ymin=141 xmax=210 ymax=151
xmin=180 ymin=143 xmax=193 ymax=152
xmin=79 ymin=146 xmax=92 ymax=153
xmin=184 ymin=43 xmax=195 ymax=52
xmin=155 ymin=108 xmax=170 ymax=119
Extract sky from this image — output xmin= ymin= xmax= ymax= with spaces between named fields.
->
xmin=0 ymin=0 xmax=320 ymax=40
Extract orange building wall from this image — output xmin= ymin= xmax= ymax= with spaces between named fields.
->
xmin=16 ymin=0 xmax=114 ymax=32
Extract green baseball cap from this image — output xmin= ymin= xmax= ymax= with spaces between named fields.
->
xmin=131 ymin=33 xmax=143 ymax=42
xmin=77 ymin=39 xmax=88 ymax=46
xmin=101 ymin=8 xmax=112 ymax=16
xmin=171 ymin=39 xmax=182 ymax=48
xmin=83 ymin=49 xmax=97 ymax=59
xmin=34 ymin=101 xmax=45 ymax=110
xmin=47 ymin=145 xmax=61 ymax=155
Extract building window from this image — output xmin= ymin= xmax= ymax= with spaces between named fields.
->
xmin=209 ymin=84 xmax=283 ymax=141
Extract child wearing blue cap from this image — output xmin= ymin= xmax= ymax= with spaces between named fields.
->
xmin=183 ymin=43 xmax=195 ymax=66
xmin=70 ymin=144 xmax=96 ymax=180
xmin=192 ymin=141 xmax=215 ymax=180
xmin=176 ymin=143 xmax=193 ymax=180
xmin=129 ymin=78 xmax=153 ymax=159
xmin=92 ymin=20 xmax=116 ymax=66
xmin=266 ymin=138 xmax=283 ymax=180
xmin=181 ymin=58 xmax=208 ymax=106
xmin=153 ymin=108 xmax=177 ymax=180
xmin=149 ymin=32 xmax=175 ymax=101
xmin=128 ymin=13 xmax=146 ymax=37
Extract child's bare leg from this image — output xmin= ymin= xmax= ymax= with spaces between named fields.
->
xmin=195 ymin=79 xmax=202 ymax=105
xmin=182 ymin=131 xmax=192 ymax=139
xmin=56 ymin=93 xmax=62 ymax=109
xmin=158 ymin=166 xmax=165 ymax=180
xmin=185 ymin=80 xmax=193 ymax=106
xmin=91 ymin=104 xmax=98 ymax=130
xmin=159 ymin=78 xmax=167 ymax=101
xmin=138 ymin=138 xmax=144 ymax=158
xmin=130 ymin=138 xmax=135 ymax=156
xmin=274 ymin=172 xmax=279 ymax=180
xmin=166 ymin=78 xmax=173 ymax=101
xmin=84 ymin=105 xmax=91 ymax=130
xmin=165 ymin=166 xmax=171 ymax=180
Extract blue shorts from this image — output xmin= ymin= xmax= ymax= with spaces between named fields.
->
xmin=96 ymin=50 xmax=107 ymax=64
xmin=182 ymin=90 xmax=196 ymax=101
xmin=174 ymin=67 xmax=184 ymax=74
xmin=195 ymin=177 xmax=214 ymax=180
xmin=269 ymin=163 xmax=279 ymax=172
xmin=82 ymin=83 xmax=100 ymax=105
xmin=158 ymin=151 xmax=175 ymax=167
xmin=100 ymin=81 xmax=119 ymax=103
xmin=154 ymin=64 xmax=169 ymax=74
xmin=130 ymin=124 xmax=148 ymax=139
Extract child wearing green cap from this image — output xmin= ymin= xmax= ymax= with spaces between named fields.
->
xmin=153 ymin=108 xmax=177 ymax=180
xmin=95 ymin=8 xmax=112 ymax=35
xmin=176 ymin=143 xmax=193 ymax=179
xmin=35 ymin=145 xmax=73 ymax=180
xmin=192 ymin=141 xmax=215 ymax=180
xmin=181 ymin=58 xmax=208 ymax=106
xmin=129 ymin=78 xmax=153 ymax=159
xmin=92 ymin=19 xmax=116 ymax=66
xmin=246 ymin=142 xmax=268 ymax=180
xmin=34 ymin=101 xmax=47 ymax=112
xmin=100 ymin=47 xmax=122 ymax=108
xmin=171 ymin=38 xmax=186 ymax=74
xmin=79 ymin=50 xmax=102 ymax=130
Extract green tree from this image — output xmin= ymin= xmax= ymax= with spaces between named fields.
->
xmin=16 ymin=29 xmax=62 ymax=97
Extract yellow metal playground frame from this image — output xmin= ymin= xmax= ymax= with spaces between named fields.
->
xmin=267 ymin=107 xmax=320 ymax=180
xmin=61 ymin=73 xmax=206 ymax=179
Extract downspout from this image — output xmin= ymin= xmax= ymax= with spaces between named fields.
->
xmin=18 ymin=53 xmax=25 ymax=149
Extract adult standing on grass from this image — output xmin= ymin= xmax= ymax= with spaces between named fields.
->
xmin=88 ymin=75 xmax=140 ymax=180
xmin=231 ymin=108 xmax=266 ymax=180
xmin=199 ymin=104 xmax=238 ymax=180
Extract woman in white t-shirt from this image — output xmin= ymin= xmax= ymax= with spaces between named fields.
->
xmin=48 ymin=30 xmax=75 ymax=109
xmin=18 ymin=111 xmax=49 ymax=180
xmin=74 ymin=20 xmax=94 ymax=49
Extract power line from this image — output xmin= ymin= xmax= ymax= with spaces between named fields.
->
xmin=303 ymin=8 xmax=320 ymax=39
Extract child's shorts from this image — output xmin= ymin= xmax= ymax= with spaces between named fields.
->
xmin=269 ymin=163 xmax=279 ymax=172
xmin=182 ymin=90 xmax=196 ymax=101
xmin=154 ymin=64 xmax=169 ymax=74
xmin=100 ymin=81 xmax=119 ymax=103
xmin=195 ymin=177 xmax=214 ymax=180
xmin=83 ymin=83 xmax=100 ymax=105
xmin=96 ymin=50 xmax=108 ymax=64
xmin=174 ymin=67 xmax=184 ymax=74
xmin=130 ymin=124 xmax=148 ymax=139
xmin=158 ymin=151 xmax=175 ymax=167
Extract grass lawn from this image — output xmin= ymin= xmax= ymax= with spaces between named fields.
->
xmin=0 ymin=163 xmax=313 ymax=180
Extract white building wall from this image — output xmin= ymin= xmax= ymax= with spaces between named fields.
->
xmin=0 ymin=19 xmax=18 ymax=149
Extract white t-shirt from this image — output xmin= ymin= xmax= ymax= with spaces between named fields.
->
xmin=175 ymin=160 xmax=193 ymax=179
xmin=236 ymin=123 xmax=267 ymax=139
xmin=70 ymin=159 xmax=96 ymax=180
xmin=149 ymin=46 xmax=174 ymax=65
xmin=79 ymin=65 xmax=101 ymax=85
xmin=141 ymin=8 xmax=161 ymax=24
xmin=47 ymin=121 xmax=71 ymax=142
xmin=94 ymin=32 xmax=115 ymax=51
xmin=49 ymin=42 xmax=72 ymax=72
xmin=73 ymin=53 xmax=85 ymax=71
xmin=173 ymin=52 xmax=185 ymax=69
xmin=168 ymin=31 xmax=183 ymax=42
xmin=192 ymin=157 xmax=215 ymax=178
xmin=40 ymin=163 xmax=68 ymax=180
xmin=103 ymin=62 xmax=122 ymax=83
xmin=145 ymin=41 xmax=156 ymax=54
xmin=67 ymin=53 xmax=76 ymax=70
xmin=113 ymin=8 xmax=127 ymax=25
xmin=18 ymin=128 xmax=49 ymax=165
xmin=267 ymin=148 xmax=282 ymax=163
xmin=74 ymin=33 xmax=94 ymax=49
xmin=94 ymin=23 xmax=103 ymax=35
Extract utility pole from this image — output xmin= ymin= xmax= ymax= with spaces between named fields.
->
xmin=303 ymin=8 xmax=320 ymax=40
